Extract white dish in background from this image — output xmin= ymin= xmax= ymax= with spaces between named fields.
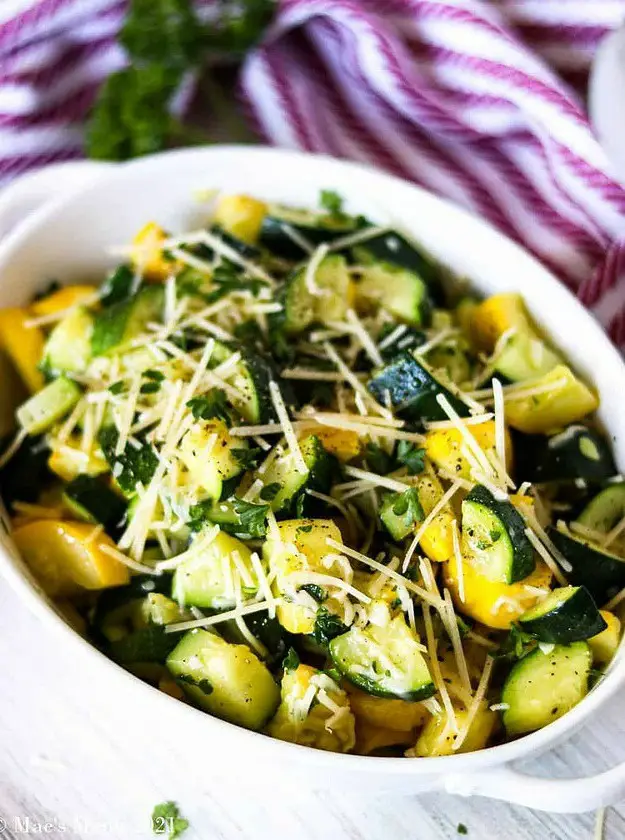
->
xmin=590 ymin=23 xmax=625 ymax=186
xmin=0 ymin=145 xmax=625 ymax=813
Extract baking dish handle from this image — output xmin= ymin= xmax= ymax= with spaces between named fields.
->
xmin=444 ymin=760 xmax=625 ymax=813
xmin=0 ymin=161 xmax=113 ymax=238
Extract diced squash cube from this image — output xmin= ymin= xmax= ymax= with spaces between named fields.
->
xmin=179 ymin=419 xmax=243 ymax=500
xmin=48 ymin=437 xmax=109 ymax=482
xmin=12 ymin=520 xmax=130 ymax=597
xmin=263 ymin=519 xmax=342 ymax=634
xmin=425 ymin=421 xmax=512 ymax=482
xmin=347 ymin=687 xmax=430 ymax=732
xmin=470 ymin=293 xmax=532 ymax=352
xmin=414 ymin=702 xmax=496 ymax=756
xmin=416 ymin=472 xmax=455 ymax=562
xmin=267 ymin=664 xmax=356 ymax=752
xmin=589 ymin=610 xmax=621 ymax=665
xmin=444 ymin=553 xmax=553 ymax=630
xmin=213 ymin=194 xmax=268 ymax=243
xmin=31 ymin=285 xmax=97 ymax=318
xmin=355 ymin=722 xmax=414 ymax=755
xmin=309 ymin=427 xmax=361 ymax=462
xmin=130 ymin=222 xmax=174 ymax=282
xmin=0 ymin=308 xmax=45 ymax=393
xmin=504 ymin=365 xmax=598 ymax=434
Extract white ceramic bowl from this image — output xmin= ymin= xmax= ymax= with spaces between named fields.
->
xmin=1 ymin=147 xmax=625 ymax=813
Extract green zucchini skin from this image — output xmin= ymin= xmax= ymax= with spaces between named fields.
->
xmin=91 ymin=286 xmax=164 ymax=357
xmin=209 ymin=224 xmax=261 ymax=261
xmin=63 ymin=474 xmax=127 ymax=535
xmin=577 ymin=482 xmax=625 ymax=533
xmin=329 ymin=618 xmax=435 ymax=701
xmin=260 ymin=208 xmax=358 ymax=260
xmin=351 ymin=231 xmax=443 ymax=302
xmin=367 ymin=351 xmax=470 ymax=423
xmin=518 ymin=585 xmax=607 ymax=643
xmin=501 ymin=642 xmax=592 ymax=736
xmin=462 ymin=484 xmax=535 ymax=584
xmin=355 ymin=261 xmax=433 ymax=328
xmin=515 ymin=426 xmax=616 ymax=484
xmin=548 ymin=527 xmax=625 ymax=603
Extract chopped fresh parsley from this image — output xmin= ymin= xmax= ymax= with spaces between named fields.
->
xmin=176 ymin=673 xmax=213 ymax=694
xmin=391 ymin=487 xmax=424 ymax=528
xmin=457 ymin=824 xmax=468 ymax=836
xmin=186 ymin=389 xmax=230 ymax=423
xmin=151 ymin=801 xmax=189 ymax=839
xmin=203 ymin=261 xmax=265 ymax=303
xmin=100 ymin=264 xmax=135 ymax=306
xmin=320 ymin=189 xmax=344 ymax=216
xmin=364 ymin=442 xmax=394 ymax=475
xmin=108 ymin=380 xmax=125 ymax=395
xmin=231 ymin=447 xmax=262 ymax=471
xmin=143 ymin=369 xmax=165 ymax=381
xmin=140 ymin=381 xmax=161 ymax=394
xmin=99 ymin=427 xmax=158 ymax=495
xmin=282 ymin=647 xmax=300 ymax=672
xmin=232 ymin=497 xmax=269 ymax=537
xmin=312 ymin=608 xmax=348 ymax=648
xmin=260 ymin=482 xmax=281 ymax=501
xmin=300 ymin=583 xmax=326 ymax=603
xmin=396 ymin=441 xmax=426 ymax=475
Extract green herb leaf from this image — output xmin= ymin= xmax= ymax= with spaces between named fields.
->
xmin=140 ymin=381 xmax=161 ymax=394
xmin=100 ymin=264 xmax=136 ymax=306
xmin=396 ymin=441 xmax=426 ymax=475
xmin=108 ymin=381 xmax=125 ymax=395
xmin=202 ymin=261 xmax=265 ymax=303
xmin=364 ymin=442 xmax=394 ymax=475
xmin=260 ymin=482 xmax=281 ymax=501
xmin=457 ymin=824 xmax=468 ymax=836
xmin=282 ymin=647 xmax=300 ymax=672
xmin=231 ymin=447 xmax=262 ymax=471
xmin=232 ymin=497 xmax=269 ymax=537
xmin=151 ymin=801 xmax=189 ymax=839
xmin=320 ymin=189 xmax=344 ymax=216
xmin=99 ymin=427 xmax=158 ymax=495
xmin=312 ymin=608 xmax=348 ymax=648
xmin=300 ymin=583 xmax=326 ymax=603
xmin=176 ymin=673 xmax=213 ymax=694
xmin=143 ymin=369 xmax=165 ymax=381
xmin=390 ymin=487 xmax=424 ymax=530
xmin=186 ymin=389 xmax=230 ymax=423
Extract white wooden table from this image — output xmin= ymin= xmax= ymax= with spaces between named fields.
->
xmin=1 ymin=576 xmax=625 ymax=840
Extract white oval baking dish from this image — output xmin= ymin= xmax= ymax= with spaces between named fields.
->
xmin=0 ymin=146 xmax=624 ymax=813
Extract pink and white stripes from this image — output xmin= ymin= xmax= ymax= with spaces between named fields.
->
xmin=2 ymin=0 xmax=625 ymax=343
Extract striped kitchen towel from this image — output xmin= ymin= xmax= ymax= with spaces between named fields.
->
xmin=2 ymin=1 xmax=625 ymax=342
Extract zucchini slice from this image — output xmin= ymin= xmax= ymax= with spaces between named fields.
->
xmin=548 ymin=527 xmax=625 ymax=603
xmin=254 ymin=435 xmax=338 ymax=515
xmin=577 ymin=483 xmax=625 ymax=535
xmin=354 ymin=262 xmax=432 ymax=327
xmin=260 ymin=205 xmax=358 ymax=260
xmin=518 ymin=585 xmax=607 ymax=643
xmin=501 ymin=642 xmax=592 ymax=736
xmin=493 ymin=331 xmax=560 ymax=383
xmin=351 ymin=230 xmax=442 ymax=298
xmin=461 ymin=484 xmax=535 ymax=584
xmin=367 ymin=351 xmax=469 ymax=423
xmin=17 ymin=376 xmax=82 ymax=435
xmin=516 ymin=426 xmax=617 ymax=484
xmin=210 ymin=341 xmax=277 ymax=424
xmin=91 ymin=286 xmax=164 ymax=357
xmin=166 ymin=628 xmax=280 ymax=730
xmin=281 ymin=254 xmax=352 ymax=335
xmin=63 ymin=474 xmax=127 ymax=533
xmin=329 ymin=616 xmax=435 ymax=701
xmin=172 ymin=531 xmax=260 ymax=609
xmin=43 ymin=306 xmax=94 ymax=375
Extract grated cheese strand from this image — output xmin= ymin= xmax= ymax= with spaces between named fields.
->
xmin=451 ymin=521 xmax=465 ymax=604
xmin=164 ymin=599 xmax=281 ymax=634
xmin=523 ymin=527 xmax=569 ymax=587
xmin=402 ymin=480 xmax=463 ymax=573
xmin=323 ymin=341 xmax=394 ymax=420
xmin=422 ymin=603 xmax=458 ymax=734
xmin=453 ymin=655 xmax=494 ymax=751
xmin=268 ymin=380 xmax=308 ymax=474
